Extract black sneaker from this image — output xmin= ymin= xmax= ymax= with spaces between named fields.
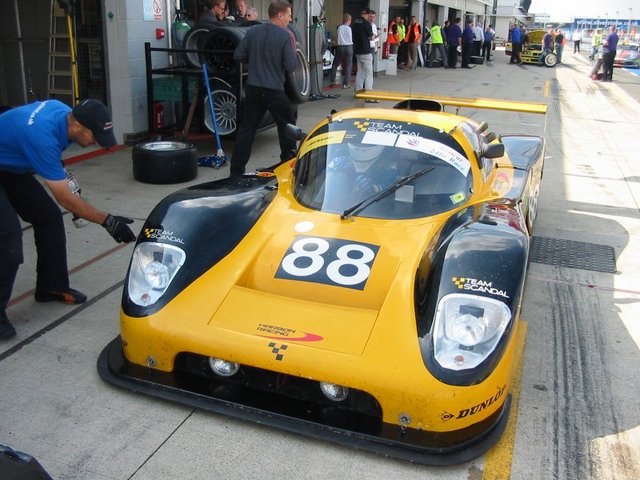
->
xmin=0 ymin=311 xmax=17 ymax=339
xmin=35 ymin=288 xmax=87 ymax=305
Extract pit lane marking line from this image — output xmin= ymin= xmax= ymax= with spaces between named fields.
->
xmin=0 ymin=280 xmax=124 ymax=362
xmin=544 ymin=80 xmax=550 ymax=97
xmin=7 ymin=243 xmax=129 ymax=307
xmin=483 ymin=320 xmax=527 ymax=480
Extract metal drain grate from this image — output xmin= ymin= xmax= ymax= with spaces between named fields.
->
xmin=529 ymin=237 xmax=616 ymax=273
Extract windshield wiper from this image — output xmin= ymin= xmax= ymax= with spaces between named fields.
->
xmin=341 ymin=167 xmax=435 ymax=220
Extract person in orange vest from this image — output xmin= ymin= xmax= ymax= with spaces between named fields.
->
xmin=404 ymin=16 xmax=421 ymax=70
xmin=388 ymin=16 xmax=399 ymax=54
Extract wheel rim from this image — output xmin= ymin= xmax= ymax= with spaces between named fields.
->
xmin=201 ymin=33 xmax=237 ymax=72
xmin=183 ymin=28 xmax=210 ymax=68
xmin=204 ymin=89 xmax=237 ymax=136
xmin=545 ymin=53 xmax=557 ymax=67
xmin=141 ymin=141 xmax=191 ymax=151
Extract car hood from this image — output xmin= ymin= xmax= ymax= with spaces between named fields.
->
xmin=207 ymin=199 xmax=441 ymax=356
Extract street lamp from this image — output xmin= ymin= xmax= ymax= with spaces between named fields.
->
xmin=616 ymin=11 xmax=619 ymax=29
xmin=630 ymin=8 xmax=633 ymax=37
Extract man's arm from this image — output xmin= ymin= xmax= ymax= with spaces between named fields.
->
xmin=45 ymin=179 xmax=109 ymax=224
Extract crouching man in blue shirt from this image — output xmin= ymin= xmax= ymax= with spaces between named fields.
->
xmin=0 ymin=99 xmax=136 ymax=339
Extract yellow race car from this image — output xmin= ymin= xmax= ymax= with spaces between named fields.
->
xmin=99 ymin=91 xmax=546 ymax=465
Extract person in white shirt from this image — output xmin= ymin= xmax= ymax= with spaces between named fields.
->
xmin=473 ymin=22 xmax=484 ymax=56
xmin=329 ymin=13 xmax=354 ymax=88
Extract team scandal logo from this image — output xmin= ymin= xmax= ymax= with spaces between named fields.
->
xmin=143 ymin=228 xmax=185 ymax=244
xmin=452 ymin=276 xmax=509 ymax=299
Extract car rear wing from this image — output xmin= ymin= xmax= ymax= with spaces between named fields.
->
xmin=353 ymin=89 xmax=548 ymax=115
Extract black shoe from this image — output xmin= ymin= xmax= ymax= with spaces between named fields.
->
xmin=35 ymin=288 xmax=87 ymax=305
xmin=0 ymin=311 xmax=17 ymax=339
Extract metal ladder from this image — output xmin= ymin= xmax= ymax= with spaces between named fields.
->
xmin=47 ymin=0 xmax=78 ymax=104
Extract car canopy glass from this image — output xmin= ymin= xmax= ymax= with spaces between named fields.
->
xmin=293 ymin=117 xmax=473 ymax=220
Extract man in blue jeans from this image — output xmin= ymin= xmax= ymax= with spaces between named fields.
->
xmin=229 ymin=0 xmax=298 ymax=178
xmin=538 ymin=28 xmax=554 ymax=66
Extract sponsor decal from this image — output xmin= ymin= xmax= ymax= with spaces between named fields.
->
xmin=396 ymin=135 xmax=471 ymax=176
xmin=298 ymin=130 xmax=346 ymax=157
xmin=441 ymin=411 xmax=455 ymax=422
xmin=452 ymin=276 xmax=510 ymax=299
xmin=256 ymin=323 xmax=323 ymax=342
xmin=355 ymin=121 xmax=419 ymax=137
xmin=268 ymin=342 xmax=288 ymax=361
xmin=456 ymin=385 xmax=506 ymax=419
xmin=143 ymin=228 xmax=185 ymax=244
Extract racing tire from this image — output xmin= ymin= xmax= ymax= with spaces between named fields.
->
xmin=132 ymin=141 xmax=198 ymax=184
xmin=198 ymin=25 xmax=245 ymax=75
xmin=284 ymin=43 xmax=310 ymax=105
xmin=544 ymin=53 xmax=558 ymax=67
xmin=526 ymin=181 xmax=541 ymax=233
xmin=183 ymin=27 xmax=212 ymax=69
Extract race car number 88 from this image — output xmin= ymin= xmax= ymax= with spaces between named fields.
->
xmin=276 ymin=236 xmax=379 ymax=290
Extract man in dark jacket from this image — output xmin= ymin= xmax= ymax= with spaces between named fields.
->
xmin=229 ymin=0 xmax=298 ymax=177
xmin=461 ymin=19 xmax=474 ymax=68
xmin=447 ymin=18 xmax=462 ymax=68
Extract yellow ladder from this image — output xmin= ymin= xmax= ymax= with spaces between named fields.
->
xmin=47 ymin=0 xmax=79 ymax=104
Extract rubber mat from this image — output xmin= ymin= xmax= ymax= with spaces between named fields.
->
xmin=529 ymin=237 xmax=616 ymax=273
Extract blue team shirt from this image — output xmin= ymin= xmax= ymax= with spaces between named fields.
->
xmin=0 ymin=100 xmax=72 ymax=180
xmin=512 ymin=26 xmax=522 ymax=43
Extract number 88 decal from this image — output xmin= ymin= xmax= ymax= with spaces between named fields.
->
xmin=276 ymin=236 xmax=379 ymax=290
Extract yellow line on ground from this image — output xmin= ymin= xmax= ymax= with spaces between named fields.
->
xmin=543 ymin=80 xmax=550 ymax=97
xmin=482 ymin=321 xmax=528 ymax=480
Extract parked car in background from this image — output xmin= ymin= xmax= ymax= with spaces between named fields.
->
xmin=506 ymin=29 xmax=557 ymax=67
xmin=614 ymin=43 xmax=640 ymax=68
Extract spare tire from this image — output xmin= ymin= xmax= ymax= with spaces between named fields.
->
xmin=198 ymin=25 xmax=246 ymax=74
xmin=132 ymin=141 xmax=198 ymax=184
xmin=183 ymin=27 xmax=212 ymax=68
xmin=284 ymin=43 xmax=310 ymax=105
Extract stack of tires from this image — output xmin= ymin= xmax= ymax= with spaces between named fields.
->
xmin=183 ymin=22 xmax=310 ymax=138
xmin=135 ymin=22 xmax=310 ymax=185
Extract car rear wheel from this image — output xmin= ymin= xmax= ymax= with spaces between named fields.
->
xmin=132 ymin=141 xmax=198 ymax=184
xmin=526 ymin=182 xmax=540 ymax=233
xmin=544 ymin=53 xmax=558 ymax=67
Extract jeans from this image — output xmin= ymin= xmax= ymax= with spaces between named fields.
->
xmin=538 ymin=47 xmax=552 ymax=65
xmin=602 ymin=51 xmax=616 ymax=80
xmin=482 ymin=40 xmax=492 ymax=61
xmin=555 ymin=44 xmax=564 ymax=63
xmin=329 ymin=45 xmax=353 ymax=86
xmin=428 ymin=43 xmax=447 ymax=67
xmin=355 ymin=53 xmax=373 ymax=90
xmin=230 ymin=85 xmax=296 ymax=176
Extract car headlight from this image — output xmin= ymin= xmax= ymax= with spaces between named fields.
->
xmin=128 ymin=243 xmax=186 ymax=307
xmin=433 ymin=293 xmax=511 ymax=370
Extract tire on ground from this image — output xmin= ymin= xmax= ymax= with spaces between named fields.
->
xmin=132 ymin=141 xmax=198 ymax=184
xmin=544 ymin=53 xmax=558 ymax=67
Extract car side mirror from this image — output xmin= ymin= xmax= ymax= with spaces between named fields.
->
xmin=285 ymin=123 xmax=307 ymax=141
xmin=482 ymin=143 xmax=505 ymax=159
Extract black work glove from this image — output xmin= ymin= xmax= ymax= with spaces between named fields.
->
xmin=102 ymin=214 xmax=136 ymax=243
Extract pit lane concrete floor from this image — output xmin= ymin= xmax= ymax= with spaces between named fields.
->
xmin=2 ymin=50 xmax=640 ymax=480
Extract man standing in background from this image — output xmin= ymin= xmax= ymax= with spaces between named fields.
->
xmin=351 ymin=8 xmax=375 ymax=97
xmin=329 ymin=13 xmax=353 ymax=89
xmin=229 ymin=0 xmax=298 ymax=178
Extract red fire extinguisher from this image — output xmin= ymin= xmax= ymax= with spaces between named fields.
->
xmin=154 ymin=102 xmax=164 ymax=129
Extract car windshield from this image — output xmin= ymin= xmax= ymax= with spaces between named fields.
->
xmin=293 ymin=118 xmax=473 ymax=219
xmin=618 ymin=44 xmax=638 ymax=52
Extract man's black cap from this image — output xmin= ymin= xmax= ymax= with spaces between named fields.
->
xmin=72 ymin=99 xmax=117 ymax=148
